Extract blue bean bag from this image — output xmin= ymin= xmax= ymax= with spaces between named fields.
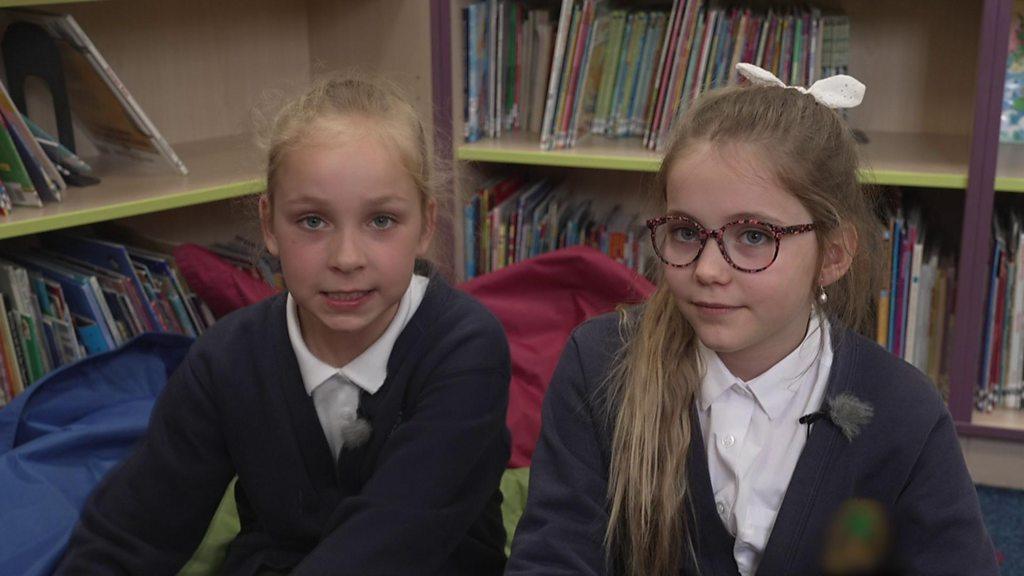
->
xmin=0 ymin=333 xmax=192 ymax=576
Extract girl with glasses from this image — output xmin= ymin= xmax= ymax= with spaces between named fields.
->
xmin=507 ymin=65 xmax=997 ymax=576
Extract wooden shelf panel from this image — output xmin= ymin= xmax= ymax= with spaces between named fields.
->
xmin=457 ymin=131 xmax=969 ymax=189
xmin=0 ymin=134 xmax=265 ymax=240
xmin=457 ymin=132 xmax=662 ymax=172
xmin=0 ymin=0 xmax=100 ymax=6
xmin=995 ymin=142 xmax=1024 ymax=192
xmin=972 ymin=408 xmax=1024 ymax=431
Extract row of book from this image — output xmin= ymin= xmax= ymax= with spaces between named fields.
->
xmin=876 ymin=207 xmax=957 ymax=397
xmin=463 ymin=176 xmax=649 ymax=279
xmin=462 ymin=0 xmax=851 ymax=151
xmin=979 ymin=211 xmax=1024 ymax=412
xmin=0 ymin=233 xmax=214 ymax=408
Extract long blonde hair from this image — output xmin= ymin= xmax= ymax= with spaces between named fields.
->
xmin=604 ymin=85 xmax=883 ymax=575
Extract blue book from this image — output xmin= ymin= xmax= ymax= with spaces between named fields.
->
xmin=43 ymin=234 xmax=163 ymax=333
xmin=466 ymin=3 xmax=481 ymax=142
xmin=464 ymin=199 xmax=476 ymax=279
xmin=73 ymin=315 xmax=109 ymax=356
xmin=887 ymin=216 xmax=903 ymax=352
xmin=8 ymin=254 xmax=116 ymax=353
xmin=128 ymin=249 xmax=201 ymax=337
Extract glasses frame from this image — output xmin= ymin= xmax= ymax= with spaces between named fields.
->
xmin=646 ymin=215 xmax=816 ymax=273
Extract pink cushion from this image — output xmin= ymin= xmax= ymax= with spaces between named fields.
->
xmin=459 ymin=246 xmax=654 ymax=467
xmin=172 ymin=244 xmax=278 ymax=319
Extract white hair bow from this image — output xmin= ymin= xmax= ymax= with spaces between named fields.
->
xmin=735 ymin=63 xmax=865 ymax=109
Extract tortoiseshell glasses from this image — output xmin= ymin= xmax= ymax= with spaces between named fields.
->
xmin=646 ymin=215 xmax=816 ymax=273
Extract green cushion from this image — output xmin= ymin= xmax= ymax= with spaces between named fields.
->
xmin=177 ymin=468 xmax=532 ymax=574
xmin=499 ymin=467 xmax=531 ymax=556
xmin=177 ymin=478 xmax=240 ymax=576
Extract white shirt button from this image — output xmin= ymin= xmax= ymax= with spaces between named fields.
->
xmin=723 ymin=434 xmax=736 ymax=448
xmin=717 ymin=502 xmax=726 ymax=515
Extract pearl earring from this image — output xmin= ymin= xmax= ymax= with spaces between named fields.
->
xmin=818 ymin=286 xmax=828 ymax=304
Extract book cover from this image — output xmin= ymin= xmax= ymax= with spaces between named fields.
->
xmin=528 ymin=9 xmax=554 ymax=134
xmin=540 ymin=0 xmax=576 ymax=150
xmin=0 ymin=294 xmax=25 ymax=397
xmin=0 ymin=83 xmax=62 ymax=204
xmin=1002 ymin=1 xmax=1024 ymax=142
xmin=642 ymin=0 xmax=682 ymax=148
xmin=0 ymin=115 xmax=41 ymax=207
xmin=593 ymin=10 xmax=626 ymax=135
xmin=4 ymin=9 xmax=187 ymax=174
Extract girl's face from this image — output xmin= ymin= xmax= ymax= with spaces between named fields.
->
xmin=663 ymin=142 xmax=821 ymax=381
xmin=260 ymin=132 xmax=434 ymax=366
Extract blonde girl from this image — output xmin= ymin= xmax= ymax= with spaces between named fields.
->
xmin=58 ymin=75 xmax=511 ymax=576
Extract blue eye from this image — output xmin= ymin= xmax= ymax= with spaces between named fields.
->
xmin=670 ymin=224 xmax=700 ymax=243
xmin=299 ymin=215 xmax=326 ymax=230
xmin=371 ymin=215 xmax=396 ymax=230
xmin=739 ymin=228 xmax=770 ymax=246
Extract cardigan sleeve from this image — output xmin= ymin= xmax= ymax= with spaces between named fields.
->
xmin=55 ymin=352 xmax=235 ymax=576
xmin=893 ymin=405 xmax=999 ymax=576
xmin=291 ymin=322 xmax=511 ymax=576
xmin=505 ymin=332 xmax=611 ymax=576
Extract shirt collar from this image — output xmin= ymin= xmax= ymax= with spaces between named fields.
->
xmin=286 ymin=275 xmax=429 ymax=396
xmin=698 ymin=313 xmax=830 ymax=420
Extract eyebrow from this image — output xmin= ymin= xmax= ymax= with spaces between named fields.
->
xmin=666 ymin=209 xmax=784 ymax=225
xmin=364 ymin=194 xmax=414 ymax=208
xmin=279 ymin=193 xmax=414 ymax=208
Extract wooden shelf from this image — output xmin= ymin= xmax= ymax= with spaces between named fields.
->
xmin=959 ymin=408 xmax=1024 ymax=442
xmin=972 ymin=408 xmax=1024 ymax=431
xmin=0 ymin=134 xmax=265 ymax=240
xmin=995 ymin=142 xmax=1024 ymax=192
xmin=457 ymin=131 xmax=662 ymax=172
xmin=0 ymin=0 xmax=100 ymax=6
xmin=457 ymin=131 xmax=969 ymax=189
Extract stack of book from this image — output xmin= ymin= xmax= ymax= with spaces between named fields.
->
xmin=876 ymin=205 xmax=957 ymax=398
xmin=0 ymin=233 xmax=215 ymax=407
xmin=462 ymin=0 xmax=850 ymax=151
xmin=0 ymin=80 xmax=69 ymax=213
xmin=463 ymin=176 xmax=650 ymax=279
xmin=979 ymin=210 xmax=1024 ymax=412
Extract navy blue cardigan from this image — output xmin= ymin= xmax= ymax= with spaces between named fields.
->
xmin=507 ymin=313 xmax=998 ymax=576
xmin=57 ymin=274 xmax=511 ymax=576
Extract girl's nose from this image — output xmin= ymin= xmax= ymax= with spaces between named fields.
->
xmin=328 ymin=228 xmax=367 ymax=273
xmin=692 ymin=238 xmax=733 ymax=285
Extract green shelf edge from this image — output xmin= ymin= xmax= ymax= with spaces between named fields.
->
xmin=457 ymin=147 xmax=969 ymax=189
xmin=0 ymin=179 xmax=265 ymax=240
xmin=456 ymin=147 xmax=661 ymax=172
xmin=995 ymin=177 xmax=1024 ymax=193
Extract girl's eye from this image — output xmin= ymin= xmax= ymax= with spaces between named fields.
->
xmin=371 ymin=215 xmax=396 ymax=230
xmin=300 ymin=215 xmax=326 ymax=230
xmin=670 ymin=224 xmax=700 ymax=243
xmin=740 ymin=229 xmax=769 ymax=246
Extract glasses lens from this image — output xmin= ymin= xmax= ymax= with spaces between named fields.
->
xmin=723 ymin=222 xmax=777 ymax=271
xmin=653 ymin=219 xmax=702 ymax=266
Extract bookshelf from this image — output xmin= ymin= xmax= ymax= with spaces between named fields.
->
xmin=435 ymin=0 xmax=1024 ymax=462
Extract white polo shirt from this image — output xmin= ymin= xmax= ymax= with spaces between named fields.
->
xmin=285 ymin=275 xmax=429 ymax=459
